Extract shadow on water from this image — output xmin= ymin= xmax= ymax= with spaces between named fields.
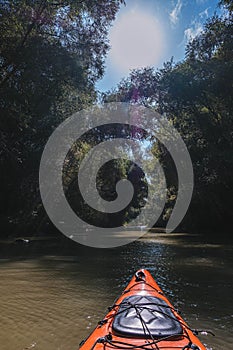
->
xmin=0 ymin=233 xmax=232 ymax=350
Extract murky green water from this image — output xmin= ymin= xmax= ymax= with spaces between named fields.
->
xmin=0 ymin=233 xmax=232 ymax=350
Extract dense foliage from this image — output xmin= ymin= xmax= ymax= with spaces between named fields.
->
xmin=0 ymin=0 xmax=125 ymax=235
xmin=103 ymin=1 xmax=233 ymax=233
xmin=1 ymin=0 xmax=232 ymax=236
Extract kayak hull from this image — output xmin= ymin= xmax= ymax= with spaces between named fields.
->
xmin=79 ymin=269 xmax=207 ymax=350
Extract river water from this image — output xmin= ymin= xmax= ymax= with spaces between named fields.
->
xmin=0 ymin=233 xmax=232 ymax=350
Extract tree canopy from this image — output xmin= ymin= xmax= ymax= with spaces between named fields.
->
xmin=103 ymin=1 xmax=233 ymax=233
xmin=1 ymin=0 xmax=232 ymax=236
xmin=0 ymin=0 xmax=125 ymax=235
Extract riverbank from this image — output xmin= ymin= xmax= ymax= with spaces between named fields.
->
xmin=0 ymin=230 xmax=232 ymax=260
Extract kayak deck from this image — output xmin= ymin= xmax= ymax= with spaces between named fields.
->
xmin=79 ymin=269 xmax=207 ymax=350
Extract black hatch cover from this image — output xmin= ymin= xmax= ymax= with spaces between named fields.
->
xmin=112 ymin=295 xmax=183 ymax=338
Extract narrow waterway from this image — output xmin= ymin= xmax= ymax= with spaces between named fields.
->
xmin=0 ymin=233 xmax=232 ymax=350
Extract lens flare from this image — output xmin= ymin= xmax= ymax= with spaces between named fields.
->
xmin=109 ymin=10 xmax=165 ymax=73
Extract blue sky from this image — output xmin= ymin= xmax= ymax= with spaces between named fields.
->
xmin=96 ymin=0 xmax=220 ymax=92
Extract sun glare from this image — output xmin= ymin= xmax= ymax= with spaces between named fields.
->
xmin=109 ymin=9 xmax=165 ymax=74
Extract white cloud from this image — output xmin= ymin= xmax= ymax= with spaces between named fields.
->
xmin=169 ymin=0 xmax=183 ymax=25
xmin=199 ymin=7 xmax=210 ymax=18
xmin=184 ymin=22 xmax=203 ymax=41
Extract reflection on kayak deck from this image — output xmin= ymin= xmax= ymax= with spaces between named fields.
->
xmin=0 ymin=233 xmax=232 ymax=350
xmin=79 ymin=269 xmax=207 ymax=350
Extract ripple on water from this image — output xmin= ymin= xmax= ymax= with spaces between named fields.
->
xmin=0 ymin=236 xmax=232 ymax=350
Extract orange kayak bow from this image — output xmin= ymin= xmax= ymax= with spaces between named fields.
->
xmin=79 ymin=269 xmax=208 ymax=350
